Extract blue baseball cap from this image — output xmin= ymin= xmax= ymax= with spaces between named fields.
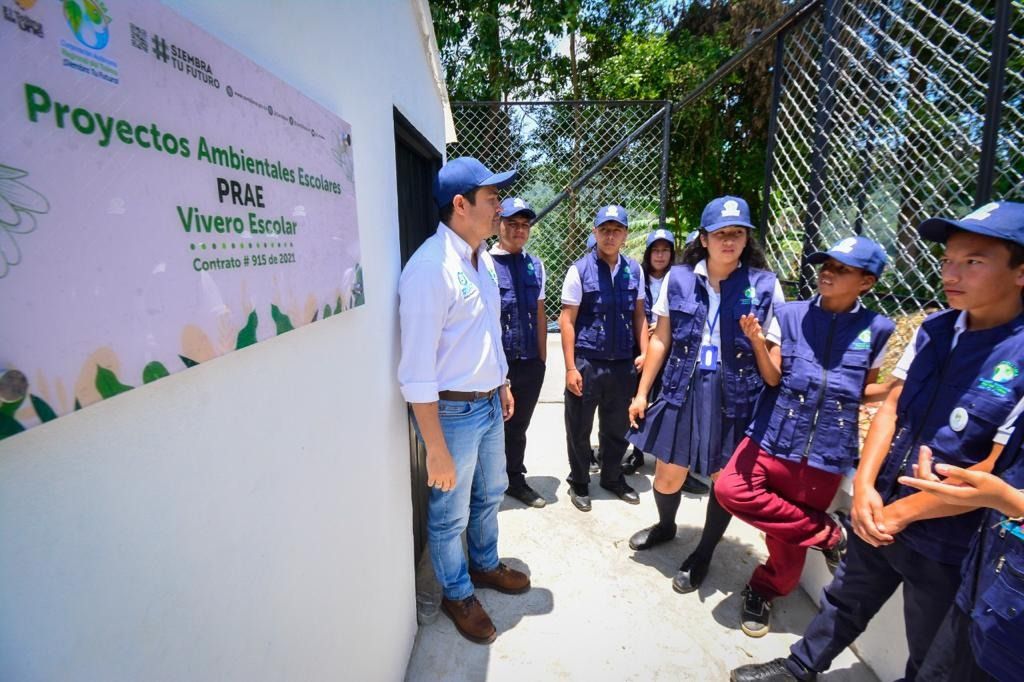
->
xmin=432 ymin=156 xmax=517 ymax=208
xmin=594 ymin=204 xmax=628 ymax=228
xmin=918 ymin=201 xmax=1024 ymax=247
xmin=685 ymin=231 xmax=699 ymax=245
xmin=500 ymin=197 xmax=536 ymax=220
xmin=807 ymin=236 xmax=888 ymax=277
xmin=586 ymin=233 xmax=597 ymax=250
xmin=701 ymin=195 xmax=755 ymax=232
xmin=646 ymin=228 xmax=675 ymax=247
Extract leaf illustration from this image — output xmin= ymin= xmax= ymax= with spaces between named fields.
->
xmin=142 ymin=361 xmax=170 ymax=384
xmin=334 ymin=297 xmax=342 ymax=315
xmin=179 ymin=355 xmax=198 ymax=368
xmin=95 ymin=366 xmax=133 ymax=399
xmin=0 ymin=412 xmax=24 ymax=440
xmin=74 ymin=398 xmax=81 ymax=411
xmin=323 ymin=304 xmax=332 ymax=319
xmin=270 ymin=304 xmax=294 ymax=334
xmin=236 ymin=310 xmax=258 ymax=349
xmin=30 ymin=395 xmax=57 ymax=423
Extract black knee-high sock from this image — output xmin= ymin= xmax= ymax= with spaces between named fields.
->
xmin=654 ymin=487 xmax=682 ymax=529
xmin=692 ymin=483 xmax=732 ymax=561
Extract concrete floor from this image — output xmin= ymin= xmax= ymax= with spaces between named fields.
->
xmin=405 ymin=340 xmax=878 ymax=682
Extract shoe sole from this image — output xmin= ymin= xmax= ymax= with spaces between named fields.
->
xmin=571 ymin=501 xmax=592 ymax=512
xmin=672 ymin=579 xmax=699 ymax=594
xmin=470 ymin=579 xmax=532 ymax=595
xmin=506 ymin=492 xmax=547 ymax=508
xmin=629 ymin=534 xmax=674 ymax=551
xmin=740 ymin=622 xmax=770 ymax=638
xmin=441 ymin=604 xmax=496 ymax=644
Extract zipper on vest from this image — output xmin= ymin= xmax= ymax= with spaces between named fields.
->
xmin=895 ymin=352 xmax=954 ymax=487
xmin=803 ymin=313 xmax=837 ymax=460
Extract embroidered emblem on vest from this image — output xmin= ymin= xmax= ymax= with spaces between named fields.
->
xmin=979 ymin=361 xmax=1020 ymax=397
xmin=949 ymin=406 xmax=969 ymax=432
xmin=851 ymin=328 xmax=872 ymax=351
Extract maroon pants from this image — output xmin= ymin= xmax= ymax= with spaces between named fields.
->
xmin=716 ymin=437 xmax=844 ymax=600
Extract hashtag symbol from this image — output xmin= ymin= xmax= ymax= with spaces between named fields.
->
xmin=243 ymin=256 xmax=250 ymax=266
xmin=152 ymin=34 xmax=169 ymax=62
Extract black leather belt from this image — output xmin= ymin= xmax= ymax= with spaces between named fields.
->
xmin=438 ymin=387 xmax=499 ymax=401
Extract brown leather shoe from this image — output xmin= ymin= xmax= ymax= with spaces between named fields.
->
xmin=441 ymin=595 xmax=496 ymax=644
xmin=469 ymin=562 xmax=531 ymax=594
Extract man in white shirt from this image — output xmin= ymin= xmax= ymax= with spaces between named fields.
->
xmin=398 ymin=157 xmax=530 ymax=645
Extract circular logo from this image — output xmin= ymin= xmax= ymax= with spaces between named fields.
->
xmin=949 ymin=407 xmax=969 ymax=432
xmin=744 ymin=286 xmax=756 ymax=299
xmin=63 ymin=0 xmax=111 ymax=50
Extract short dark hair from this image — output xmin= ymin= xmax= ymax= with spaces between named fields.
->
xmin=439 ymin=186 xmax=481 ymax=225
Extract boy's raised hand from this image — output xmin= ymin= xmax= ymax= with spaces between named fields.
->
xmin=739 ymin=313 xmax=765 ymax=344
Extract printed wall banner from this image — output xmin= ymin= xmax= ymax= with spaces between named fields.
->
xmin=0 ymin=0 xmax=363 ymax=440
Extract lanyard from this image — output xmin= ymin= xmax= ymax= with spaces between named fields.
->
xmin=705 ymin=302 xmax=721 ymax=339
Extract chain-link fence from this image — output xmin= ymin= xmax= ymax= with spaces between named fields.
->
xmin=448 ymin=102 xmax=671 ymax=321
xmin=762 ymin=0 xmax=1024 ymax=362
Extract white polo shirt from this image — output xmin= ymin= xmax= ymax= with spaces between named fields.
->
xmin=398 ymin=223 xmax=509 ymax=403
xmin=892 ymin=311 xmax=1024 ymax=444
xmin=488 ymin=245 xmax=547 ymax=300
xmin=652 ymin=260 xmax=786 ymax=349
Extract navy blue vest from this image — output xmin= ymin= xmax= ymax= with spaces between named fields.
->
xmin=574 ymin=251 xmax=641 ymax=361
xmin=876 ymin=309 xmax=1024 ymax=564
xmin=659 ymin=264 xmax=778 ymax=418
xmin=492 ymin=251 xmax=543 ymax=361
xmin=747 ymin=299 xmax=895 ymax=474
xmin=955 ymin=411 xmax=1024 ymax=681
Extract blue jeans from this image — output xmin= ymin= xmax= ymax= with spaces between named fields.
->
xmin=417 ymin=393 xmax=507 ymax=601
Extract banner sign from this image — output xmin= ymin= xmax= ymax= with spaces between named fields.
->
xmin=0 ymin=0 xmax=364 ymax=440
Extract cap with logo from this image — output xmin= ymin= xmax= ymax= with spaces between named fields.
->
xmin=807 ymin=235 xmax=888 ymax=277
xmin=701 ymin=195 xmax=755 ymax=232
xmin=917 ymin=201 xmax=1024 ymax=248
xmin=500 ymin=197 xmax=536 ymax=221
xmin=594 ymin=204 xmax=629 ymax=228
xmin=432 ymin=156 xmax=518 ymax=208
xmin=646 ymin=228 xmax=676 ymax=247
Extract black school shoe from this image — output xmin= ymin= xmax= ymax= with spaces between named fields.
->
xmin=740 ymin=585 xmax=773 ymax=638
xmin=621 ymin=447 xmax=644 ymax=475
xmin=672 ymin=553 xmax=710 ymax=593
xmin=730 ymin=658 xmax=805 ymax=682
xmin=600 ymin=480 xmax=640 ymax=504
xmin=628 ymin=523 xmax=676 ymax=551
xmin=568 ymin=484 xmax=592 ymax=512
xmin=506 ymin=484 xmax=546 ymax=509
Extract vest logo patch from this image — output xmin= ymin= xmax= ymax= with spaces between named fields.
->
xmin=978 ymin=361 xmax=1019 ymax=397
xmin=739 ymin=286 xmax=758 ymax=304
xmin=457 ymin=271 xmax=477 ymax=298
xmin=850 ymin=328 xmax=872 ymax=351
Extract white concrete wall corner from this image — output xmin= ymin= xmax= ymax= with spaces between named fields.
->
xmin=0 ymin=1 xmax=447 ymax=680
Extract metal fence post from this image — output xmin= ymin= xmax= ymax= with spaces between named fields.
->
xmin=798 ymin=0 xmax=841 ymax=299
xmin=976 ymin=0 xmax=1012 ymax=206
xmin=660 ymin=101 xmax=672 ymax=230
xmin=761 ymin=33 xmax=787 ymax=241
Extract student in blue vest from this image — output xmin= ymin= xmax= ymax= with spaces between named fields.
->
xmin=622 ymin=228 xmax=675 ymax=476
xmin=490 ymin=197 xmax=548 ymax=509
xmin=732 ymin=201 xmax=1024 ymax=682
xmin=714 ymin=236 xmax=896 ymax=638
xmin=560 ymin=204 xmax=649 ymax=512
xmin=626 ymin=196 xmax=785 ymax=591
xmin=902 ymin=439 xmax=1024 ymax=682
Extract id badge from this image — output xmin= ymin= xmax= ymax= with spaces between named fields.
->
xmin=998 ymin=518 xmax=1024 ymax=542
xmin=698 ymin=344 xmax=719 ymax=371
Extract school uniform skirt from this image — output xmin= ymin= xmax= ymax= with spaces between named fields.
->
xmin=627 ymin=367 xmax=742 ymax=475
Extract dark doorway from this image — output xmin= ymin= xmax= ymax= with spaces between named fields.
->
xmin=394 ymin=108 xmax=441 ymax=561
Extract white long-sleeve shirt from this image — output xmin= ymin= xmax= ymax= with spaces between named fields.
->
xmin=398 ymin=223 xmax=508 ymax=403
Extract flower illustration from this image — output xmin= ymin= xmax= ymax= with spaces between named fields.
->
xmin=0 ymin=164 xmax=49 ymax=279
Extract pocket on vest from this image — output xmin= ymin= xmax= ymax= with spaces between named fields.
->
xmin=971 ymin=551 xmax=1024 ymax=680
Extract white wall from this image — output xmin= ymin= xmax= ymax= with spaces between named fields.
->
xmin=0 ymin=1 xmax=446 ymax=680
